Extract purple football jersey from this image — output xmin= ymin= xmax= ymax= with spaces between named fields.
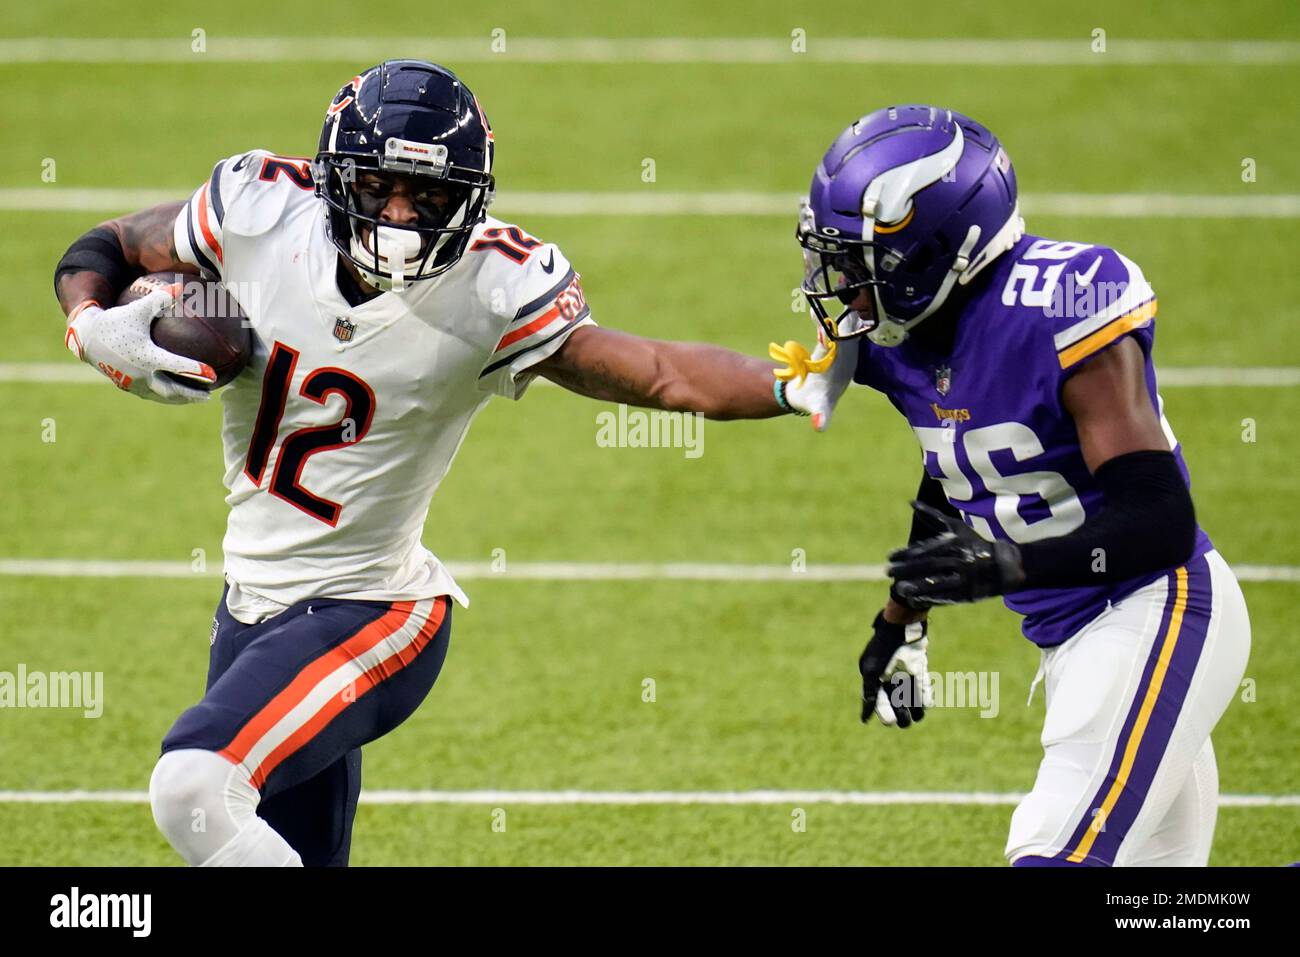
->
xmin=856 ymin=234 xmax=1212 ymax=647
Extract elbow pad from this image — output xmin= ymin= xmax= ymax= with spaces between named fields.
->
xmin=54 ymin=226 xmax=133 ymax=298
xmin=1019 ymin=450 xmax=1197 ymax=589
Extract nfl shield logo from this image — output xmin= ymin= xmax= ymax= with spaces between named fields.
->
xmin=333 ymin=318 xmax=356 ymax=343
xmin=935 ymin=365 xmax=952 ymax=397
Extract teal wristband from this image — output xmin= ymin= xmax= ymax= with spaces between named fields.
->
xmin=773 ymin=379 xmax=808 ymax=416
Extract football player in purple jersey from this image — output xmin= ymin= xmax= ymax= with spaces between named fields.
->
xmin=795 ymin=106 xmax=1251 ymax=866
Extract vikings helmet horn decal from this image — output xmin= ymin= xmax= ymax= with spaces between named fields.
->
xmin=797 ymin=105 xmax=1023 ymax=346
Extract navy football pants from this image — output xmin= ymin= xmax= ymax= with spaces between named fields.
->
xmin=161 ymin=587 xmax=452 ymax=866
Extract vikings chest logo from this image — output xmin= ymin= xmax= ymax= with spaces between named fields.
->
xmin=935 ymin=365 xmax=952 ymax=397
xmin=333 ymin=318 xmax=357 ymax=343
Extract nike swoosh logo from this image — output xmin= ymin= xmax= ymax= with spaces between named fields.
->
xmin=1074 ymin=255 xmax=1103 ymax=287
xmin=540 ymin=250 xmax=555 ymax=274
xmin=231 ymin=153 xmax=253 ymax=171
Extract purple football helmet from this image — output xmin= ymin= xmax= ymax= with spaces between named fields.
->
xmin=798 ymin=105 xmax=1023 ymax=345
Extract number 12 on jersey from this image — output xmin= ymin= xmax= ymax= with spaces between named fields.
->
xmin=243 ymin=341 xmax=376 ymax=526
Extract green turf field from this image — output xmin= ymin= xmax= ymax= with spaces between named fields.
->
xmin=1 ymin=1 xmax=1296 ymax=866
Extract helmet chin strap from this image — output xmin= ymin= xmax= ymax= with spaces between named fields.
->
xmin=867 ymin=224 xmax=982 ymax=347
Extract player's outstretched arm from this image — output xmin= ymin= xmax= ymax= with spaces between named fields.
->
xmin=534 ymin=324 xmax=853 ymax=428
xmin=54 ymin=203 xmax=212 ymax=403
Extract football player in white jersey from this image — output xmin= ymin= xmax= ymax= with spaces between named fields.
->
xmin=53 ymin=60 xmax=852 ymax=866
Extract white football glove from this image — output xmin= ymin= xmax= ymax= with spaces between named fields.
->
xmin=769 ymin=333 xmax=859 ymax=432
xmin=64 ymin=288 xmax=215 ymax=404
xmin=859 ymin=613 xmax=932 ymax=728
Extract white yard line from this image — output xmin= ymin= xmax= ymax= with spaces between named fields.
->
xmin=0 ymin=364 xmax=100 ymax=383
xmin=1024 ymin=193 xmax=1300 ymax=219
xmin=0 ymin=559 xmax=1297 ymax=583
xmin=0 ymin=188 xmax=180 ymax=212
xmin=2 ymin=36 xmax=1299 ymax=65
xmin=4 ymin=188 xmax=1300 ymax=218
xmin=0 ymin=560 xmax=221 ymax=579
xmin=0 ymin=788 xmax=1293 ymax=807
xmin=2 ymin=363 xmax=1298 ymax=388
xmin=1156 ymin=367 xmax=1300 ymax=387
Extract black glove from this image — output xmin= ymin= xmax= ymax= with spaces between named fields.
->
xmin=859 ymin=610 xmax=929 ymax=728
xmin=887 ymin=501 xmax=1026 ymax=608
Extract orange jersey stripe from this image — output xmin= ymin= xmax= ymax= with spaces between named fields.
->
xmin=196 ymin=182 xmax=223 ymax=265
xmin=495 ymin=305 xmax=561 ymax=353
xmin=1057 ymin=299 xmax=1157 ymax=369
xmin=218 ymin=601 xmax=416 ymax=771
xmin=246 ymin=598 xmax=448 ymax=788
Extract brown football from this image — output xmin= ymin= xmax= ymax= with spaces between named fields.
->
xmin=116 ymin=272 xmax=252 ymax=388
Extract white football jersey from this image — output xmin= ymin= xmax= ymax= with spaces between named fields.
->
xmin=173 ymin=150 xmax=594 ymax=623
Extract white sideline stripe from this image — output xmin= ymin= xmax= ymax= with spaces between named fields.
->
xmin=4 ymin=188 xmax=1300 ymax=219
xmin=0 ymin=789 xmax=1293 ymax=807
xmin=2 ymin=363 xmax=1298 ymax=388
xmin=2 ymin=37 xmax=1299 ymax=65
xmin=1 ymin=559 xmax=1298 ymax=583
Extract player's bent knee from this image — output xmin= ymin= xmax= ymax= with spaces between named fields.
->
xmin=150 ymin=748 xmax=302 ymax=867
xmin=149 ymin=748 xmax=257 ymax=864
xmin=150 ymin=748 xmax=254 ymax=821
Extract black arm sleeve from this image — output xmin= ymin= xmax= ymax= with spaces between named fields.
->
xmin=1017 ymin=450 xmax=1197 ymax=589
xmin=908 ymin=470 xmax=961 ymax=543
xmin=54 ymin=226 xmax=133 ymax=299
xmin=890 ymin=470 xmax=962 ymax=608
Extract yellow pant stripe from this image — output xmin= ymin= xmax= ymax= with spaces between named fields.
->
xmin=1065 ymin=565 xmax=1188 ymax=863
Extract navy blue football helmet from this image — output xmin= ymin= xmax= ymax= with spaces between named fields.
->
xmin=315 ymin=60 xmax=495 ymax=291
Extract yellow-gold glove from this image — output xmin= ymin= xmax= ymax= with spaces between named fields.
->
xmin=768 ymin=333 xmax=859 ymax=432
